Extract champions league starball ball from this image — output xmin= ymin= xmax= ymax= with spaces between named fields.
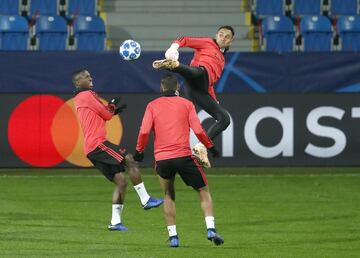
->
xmin=119 ymin=39 xmax=141 ymax=61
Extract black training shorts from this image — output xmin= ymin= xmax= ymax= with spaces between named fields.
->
xmin=156 ymin=155 xmax=208 ymax=190
xmin=87 ymin=141 xmax=128 ymax=181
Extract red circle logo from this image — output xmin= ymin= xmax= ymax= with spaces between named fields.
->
xmin=8 ymin=95 xmax=123 ymax=167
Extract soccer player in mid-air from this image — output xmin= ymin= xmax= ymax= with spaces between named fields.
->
xmin=152 ymin=25 xmax=235 ymax=168
xmin=134 ymin=74 xmax=224 ymax=247
xmin=72 ymin=69 xmax=163 ymax=231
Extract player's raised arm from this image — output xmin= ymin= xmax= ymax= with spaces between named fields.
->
xmin=85 ymin=92 xmax=114 ymax=121
xmin=175 ymin=36 xmax=208 ymax=50
xmin=164 ymin=36 xmax=209 ymax=60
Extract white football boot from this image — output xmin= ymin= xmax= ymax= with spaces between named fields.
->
xmin=192 ymin=142 xmax=211 ymax=168
xmin=152 ymin=59 xmax=179 ymax=70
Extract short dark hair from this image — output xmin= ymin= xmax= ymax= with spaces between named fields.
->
xmin=218 ymin=25 xmax=235 ymax=37
xmin=160 ymin=74 xmax=179 ymax=91
xmin=71 ymin=69 xmax=87 ymax=86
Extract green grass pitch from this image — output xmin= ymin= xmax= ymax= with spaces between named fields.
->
xmin=0 ymin=167 xmax=360 ymax=257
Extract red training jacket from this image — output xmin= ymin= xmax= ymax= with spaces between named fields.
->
xmin=136 ymin=95 xmax=214 ymax=161
xmin=174 ymin=36 xmax=225 ymax=101
xmin=74 ymin=90 xmax=114 ymax=155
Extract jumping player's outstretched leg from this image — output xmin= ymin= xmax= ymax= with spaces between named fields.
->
xmin=188 ymin=90 xmax=230 ymax=167
xmin=153 ymin=59 xmax=208 ymax=92
xmin=153 ymin=59 xmax=230 ymax=167
xmin=188 ymin=90 xmax=230 ymax=140
xmin=153 ymin=59 xmax=230 ymax=139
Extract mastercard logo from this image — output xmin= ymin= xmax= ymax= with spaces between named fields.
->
xmin=8 ymin=95 xmax=123 ymax=167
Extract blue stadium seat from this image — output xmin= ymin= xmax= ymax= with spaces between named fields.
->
xmin=337 ymin=16 xmax=360 ymax=51
xmin=253 ymin=0 xmax=284 ymax=18
xmin=67 ymin=0 xmax=97 ymax=18
xmin=300 ymin=15 xmax=333 ymax=51
xmin=0 ymin=15 xmax=28 ymax=50
xmin=0 ymin=0 xmax=21 ymax=15
xmin=35 ymin=15 xmax=67 ymax=51
xmin=29 ymin=0 xmax=58 ymax=18
xmin=330 ymin=0 xmax=358 ymax=17
xmin=262 ymin=16 xmax=295 ymax=52
xmin=292 ymin=0 xmax=322 ymax=16
xmin=73 ymin=16 xmax=105 ymax=51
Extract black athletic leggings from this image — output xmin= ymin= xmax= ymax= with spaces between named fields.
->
xmin=172 ymin=64 xmax=230 ymax=140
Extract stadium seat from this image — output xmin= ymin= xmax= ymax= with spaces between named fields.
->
xmin=337 ymin=16 xmax=360 ymax=51
xmin=261 ymin=16 xmax=295 ymax=52
xmin=0 ymin=0 xmax=21 ymax=15
xmin=292 ymin=0 xmax=322 ymax=17
xmin=329 ymin=0 xmax=358 ymax=17
xmin=28 ymin=0 xmax=58 ymax=18
xmin=35 ymin=15 xmax=68 ymax=51
xmin=0 ymin=15 xmax=28 ymax=50
xmin=66 ymin=0 xmax=97 ymax=18
xmin=253 ymin=0 xmax=284 ymax=18
xmin=73 ymin=15 xmax=105 ymax=51
xmin=300 ymin=15 xmax=333 ymax=51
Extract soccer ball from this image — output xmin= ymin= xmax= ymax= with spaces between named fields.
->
xmin=119 ymin=39 xmax=141 ymax=61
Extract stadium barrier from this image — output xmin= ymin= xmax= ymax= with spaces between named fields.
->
xmin=1 ymin=93 xmax=360 ymax=167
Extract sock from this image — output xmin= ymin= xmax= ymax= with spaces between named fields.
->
xmin=133 ymin=182 xmax=151 ymax=205
xmin=111 ymin=204 xmax=123 ymax=225
xmin=205 ymin=216 xmax=215 ymax=230
xmin=167 ymin=225 xmax=177 ymax=237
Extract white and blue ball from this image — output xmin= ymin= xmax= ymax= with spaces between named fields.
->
xmin=119 ymin=39 xmax=141 ymax=61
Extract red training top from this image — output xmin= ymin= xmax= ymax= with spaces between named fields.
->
xmin=136 ymin=95 xmax=214 ymax=161
xmin=174 ymin=36 xmax=225 ymax=101
xmin=74 ymin=90 xmax=114 ymax=155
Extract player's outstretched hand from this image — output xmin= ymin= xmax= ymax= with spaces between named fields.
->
xmin=209 ymin=146 xmax=220 ymax=158
xmin=133 ymin=151 xmax=144 ymax=162
xmin=114 ymin=104 xmax=127 ymax=114
xmin=109 ymin=97 xmax=127 ymax=114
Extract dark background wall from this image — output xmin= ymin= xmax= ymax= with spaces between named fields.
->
xmin=1 ymin=52 xmax=360 ymax=93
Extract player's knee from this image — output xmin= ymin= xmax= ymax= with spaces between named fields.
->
xmin=198 ymin=185 xmax=209 ymax=191
xmin=219 ymin=112 xmax=230 ymax=130
xmin=125 ymin=153 xmax=137 ymax=169
xmin=117 ymin=178 xmax=127 ymax=189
